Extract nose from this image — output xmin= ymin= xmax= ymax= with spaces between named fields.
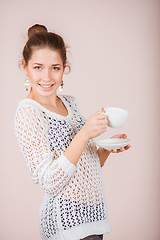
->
xmin=43 ymin=69 xmax=51 ymax=82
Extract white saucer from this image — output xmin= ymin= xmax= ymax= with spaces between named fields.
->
xmin=95 ymin=138 xmax=131 ymax=150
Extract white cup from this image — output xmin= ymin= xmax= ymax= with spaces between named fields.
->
xmin=103 ymin=107 xmax=128 ymax=128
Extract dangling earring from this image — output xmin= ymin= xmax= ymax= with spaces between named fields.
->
xmin=24 ymin=75 xmax=30 ymax=91
xmin=58 ymin=80 xmax=64 ymax=92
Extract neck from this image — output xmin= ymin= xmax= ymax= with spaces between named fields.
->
xmin=27 ymin=89 xmax=59 ymax=107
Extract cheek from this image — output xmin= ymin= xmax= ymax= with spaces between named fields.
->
xmin=54 ymin=72 xmax=63 ymax=82
xmin=28 ymin=72 xmax=40 ymax=83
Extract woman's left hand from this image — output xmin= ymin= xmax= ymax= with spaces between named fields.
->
xmin=108 ymin=134 xmax=131 ymax=153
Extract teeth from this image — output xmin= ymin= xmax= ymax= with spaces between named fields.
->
xmin=40 ymin=84 xmax=53 ymax=88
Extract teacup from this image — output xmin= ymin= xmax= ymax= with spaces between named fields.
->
xmin=103 ymin=107 xmax=128 ymax=128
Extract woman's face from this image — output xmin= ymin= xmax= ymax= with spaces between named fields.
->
xmin=23 ymin=47 xmax=64 ymax=98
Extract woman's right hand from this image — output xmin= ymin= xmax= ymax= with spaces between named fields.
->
xmin=81 ymin=107 xmax=108 ymax=141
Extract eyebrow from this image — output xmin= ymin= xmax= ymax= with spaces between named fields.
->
xmin=33 ymin=63 xmax=61 ymax=66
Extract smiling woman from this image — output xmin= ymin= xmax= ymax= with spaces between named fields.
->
xmin=22 ymin=48 xmax=64 ymax=97
xmin=14 ymin=24 xmax=130 ymax=240
xmin=20 ymin=24 xmax=70 ymax=104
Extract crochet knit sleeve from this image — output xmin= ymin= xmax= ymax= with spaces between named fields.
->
xmin=14 ymin=105 xmax=77 ymax=197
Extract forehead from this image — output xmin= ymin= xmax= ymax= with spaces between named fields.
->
xmin=29 ymin=47 xmax=62 ymax=64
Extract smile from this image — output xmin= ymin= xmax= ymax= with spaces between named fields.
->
xmin=38 ymin=84 xmax=54 ymax=89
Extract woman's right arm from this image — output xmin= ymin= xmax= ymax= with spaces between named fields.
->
xmin=63 ymin=107 xmax=108 ymax=166
xmin=14 ymin=104 xmax=107 ymax=197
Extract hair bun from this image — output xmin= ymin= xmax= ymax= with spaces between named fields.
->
xmin=28 ymin=24 xmax=48 ymax=39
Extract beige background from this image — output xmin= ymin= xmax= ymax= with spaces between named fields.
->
xmin=1 ymin=0 xmax=160 ymax=239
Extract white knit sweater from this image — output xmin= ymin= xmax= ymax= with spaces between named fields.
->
xmin=14 ymin=94 xmax=111 ymax=240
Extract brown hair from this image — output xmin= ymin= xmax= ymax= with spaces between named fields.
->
xmin=22 ymin=24 xmax=70 ymax=72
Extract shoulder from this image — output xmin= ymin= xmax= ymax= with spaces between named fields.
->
xmin=15 ymin=99 xmax=38 ymax=116
xmin=14 ymin=102 xmax=45 ymax=140
xmin=14 ymin=99 xmax=42 ymax=128
xmin=59 ymin=94 xmax=77 ymax=103
xmin=60 ymin=94 xmax=81 ymax=113
xmin=59 ymin=94 xmax=79 ymax=104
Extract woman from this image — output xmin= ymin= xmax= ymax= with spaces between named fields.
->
xmin=14 ymin=24 xmax=131 ymax=240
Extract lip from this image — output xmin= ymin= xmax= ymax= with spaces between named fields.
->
xmin=38 ymin=83 xmax=54 ymax=90
xmin=39 ymin=84 xmax=54 ymax=86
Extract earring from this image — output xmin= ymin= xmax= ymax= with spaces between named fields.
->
xmin=24 ymin=75 xmax=30 ymax=91
xmin=58 ymin=80 xmax=64 ymax=92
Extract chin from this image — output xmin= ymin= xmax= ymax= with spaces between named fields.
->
xmin=39 ymin=88 xmax=57 ymax=96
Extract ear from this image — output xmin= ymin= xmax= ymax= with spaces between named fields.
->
xmin=63 ymin=64 xmax=69 ymax=74
xmin=22 ymin=59 xmax=28 ymax=74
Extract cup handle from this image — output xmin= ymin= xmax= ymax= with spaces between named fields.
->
xmin=100 ymin=110 xmax=106 ymax=116
xmin=101 ymin=110 xmax=108 ymax=120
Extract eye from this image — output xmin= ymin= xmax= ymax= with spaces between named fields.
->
xmin=34 ymin=66 xmax=42 ymax=70
xmin=52 ymin=67 xmax=60 ymax=70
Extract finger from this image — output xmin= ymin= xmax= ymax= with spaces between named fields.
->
xmin=118 ymin=146 xmax=128 ymax=152
xmin=112 ymin=149 xmax=117 ymax=153
xmin=119 ymin=134 xmax=127 ymax=139
xmin=111 ymin=134 xmax=124 ymax=139
xmin=96 ymin=107 xmax=104 ymax=115
xmin=115 ymin=134 xmax=127 ymax=139
xmin=98 ymin=119 xmax=108 ymax=125
xmin=111 ymin=145 xmax=131 ymax=153
xmin=101 ymin=127 xmax=107 ymax=132
xmin=115 ymin=148 xmax=123 ymax=153
xmin=120 ymin=147 xmax=125 ymax=151
xmin=96 ymin=114 xmax=106 ymax=120
xmin=118 ymin=146 xmax=131 ymax=152
xmin=124 ymin=144 xmax=131 ymax=150
xmin=111 ymin=148 xmax=123 ymax=153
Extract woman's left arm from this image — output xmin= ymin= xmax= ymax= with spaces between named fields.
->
xmin=97 ymin=134 xmax=131 ymax=167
